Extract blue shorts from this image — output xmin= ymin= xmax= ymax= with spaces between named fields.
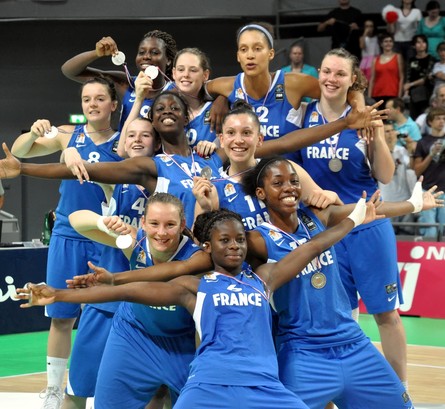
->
xmin=66 ymin=305 xmax=114 ymax=397
xmin=335 ymin=220 xmax=403 ymax=313
xmin=94 ymin=309 xmax=195 ymax=409
xmin=278 ymin=338 xmax=413 ymax=409
xmin=45 ymin=236 xmax=101 ymax=318
xmin=175 ymin=383 xmax=309 ymax=409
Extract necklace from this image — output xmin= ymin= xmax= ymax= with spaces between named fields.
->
xmin=161 ymin=146 xmax=198 ymax=179
xmin=243 ymin=74 xmax=272 ymax=110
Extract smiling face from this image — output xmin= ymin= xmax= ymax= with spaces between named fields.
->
xmin=255 ymin=160 xmax=302 ymax=218
xmin=219 ymin=112 xmax=263 ymax=166
xmin=81 ymin=82 xmax=117 ymax=123
xmin=237 ymin=29 xmax=274 ymax=76
xmin=135 ymin=37 xmax=169 ymax=73
xmin=173 ymin=52 xmax=209 ymax=97
xmin=205 ymin=219 xmax=247 ymax=275
xmin=318 ymin=54 xmax=356 ymax=102
xmin=151 ymin=93 xmax=188 ymax=136
xmin=124 ymin=119 xmax=159 ymax=158
xmin=142 ymin=202 xmax=185 ymax=257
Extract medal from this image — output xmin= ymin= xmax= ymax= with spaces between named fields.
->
xmin=116 ymin=234 xmax=133 ymax=249
xmin=144 ymin=65 xmax=159 ymax=80
xmin=111 ymin=51 xmax=126 ymax=66
xmin=328 ymin=158 xmax=342 ymax=172
xmin=311 ymin=272 xmax=327 ymax=289
xmin=44 ymin=126 xmax=58 ymax=139
xmin=200 ymin=166 xmax=212 ymax=179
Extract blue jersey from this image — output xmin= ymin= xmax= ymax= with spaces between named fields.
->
xmin=52 ymin=126 xmax=121 ymax=239
xmin=118 ymin=230 xmax=200 ymax=337
xmin=185 ymin=101 xmax=217 ymax=147
xmin=92 ymin=184 xmax=149 ymax=314
xmin=119 ymin=80 xmax=174 ymax=130
xmin=256 ymin=207 xmax=366 ymax=348
xmin=228 ymin=70 xmax=303 ymax=142
xmin=214 ymin=172 xmax=269 ymax=231
xmin=188 ymin=270 xmax=278 ymax=386
xmin=154 ymin=151 xmax=223 ymax=227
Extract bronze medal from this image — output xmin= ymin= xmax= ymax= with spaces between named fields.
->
xmin=328 ymin=158 xmax=343 ymax=172
xmin=311 ymin=272 xmax=327 ymax=289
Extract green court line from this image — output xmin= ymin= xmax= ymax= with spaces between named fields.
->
xmin=1 ymin=315 xmax=444 ymax=378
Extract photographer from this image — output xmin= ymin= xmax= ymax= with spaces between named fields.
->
xmin=413 ymin=107 xmax=445 ymax=238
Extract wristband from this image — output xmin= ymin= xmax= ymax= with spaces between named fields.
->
xmin=96 ymin=216 xmax=119 ymax=238
xmin=406 ymin=181 xmax=423 ymax=213
xmin=347 ymin=197 xmax=367 ymax=227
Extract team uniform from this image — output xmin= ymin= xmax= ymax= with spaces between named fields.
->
xmin=67 ymin=183 xmax=149 ymax=397
xmin=119 ymin=80 xmax=174 ymax=130
xmin=93 ymin=231 xmax=200 ymax=409
xmin=256 ymin=208 xmax=413 ymax=409
xmin=227 ymin=70 xmax=303 ymax=146
xmin=154 ymin=151 xmax=223 ymax=227
xmin=174 ymin=270 xmax=309 ymax=409
xmin=185 ymin=101 xmax=218 ymax=147
xmin=294 ymin=101 xmax=403 ymax=313
xmin=46 ymin=126 xmax=121 ymax=319
xmin=213 ymin=168 xmax=269 ymax=231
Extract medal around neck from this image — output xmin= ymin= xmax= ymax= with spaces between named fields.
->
xmin=111 ymin=51 xmax=126 ymax=66
xmin=328 ymin=158 xmax=343 ymax=172
xmin=44 ymin=126 xmax=58 ymax=139
xmin=116 ymin=234 xmax=133 ymax=249
xmin=144 ymin=65 xmax=159 ymax=80
xmin=311 ymin=272 xmax=327 ymax=289
xmin=200 ymin=166 xmax=212 ymax=179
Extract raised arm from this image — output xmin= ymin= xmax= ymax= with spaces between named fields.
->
xmin=367 ymin=121 xmax=395 ymax=183
xmin=204 ymin=76 xmax=235 ymax=99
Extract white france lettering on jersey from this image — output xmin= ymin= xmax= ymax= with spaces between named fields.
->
xmin=213 ymin=292 xmax=262 ymax=307
xmin=296 ymin=250 xmax=334 ymax=278
xmin=306 ymin=134 xmax=349 ymax=160
xmin=148 ymin=305 xmax=177 ymax=311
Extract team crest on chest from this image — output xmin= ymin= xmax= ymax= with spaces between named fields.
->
xmin=310 ymin=111 xmax=319 ymax=124
xmin=136 ymin=249 xmax=146 ymax=265
xmin=224 ymin=183 xmax=236 ymax=197
xmin=75 ymin=134 xmax=85 ymax=144
xmin=235 ymin=88 xmax=245 ymax=100
xmin=268 ymin=230 xmax=283 ymax=241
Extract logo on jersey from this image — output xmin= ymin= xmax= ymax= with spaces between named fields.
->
xmin=275 ymin=84 xmax=284 ymax=101
xmin=385 ymin=283 xmax=397 ymax=294
xmin=159 ymin=155 xmax=174 ymax=166
xmin=204 ymin=110 xmax=211 ymax=125
xmin=136 ymin=249 xmax=146 ymax=265
xmin=204 ymin=273 xmax=218 ymax=282
xmin=235 ymin=88 xmax=245 ymax=100
xmin=75 ymin=134 xmax=86 ymax=144
xmin=268 ymin=230 xmax=283 ymax=241
xmin=300 ymin=213 xmax=317 ymax=231
xmin=224 ymin=183 xmax=236 ymax=197
xmin=310 ymin=110 xmax=319 ymax=124
xmin=112 ymin=140 xmax=119 ymax=153
xmin=227 ymin=284 xmax=242 ymax=292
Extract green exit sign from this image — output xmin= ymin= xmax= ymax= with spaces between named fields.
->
xmin=69 ymin=114 xmax=86 ymax=124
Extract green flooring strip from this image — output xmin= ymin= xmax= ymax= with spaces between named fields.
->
xmin=0 ymin=315 xmax=444 ymax=378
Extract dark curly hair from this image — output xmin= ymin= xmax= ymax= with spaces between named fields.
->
xmin=193 ymin=209 xmax=243 ymax=245
xmin=141 ymin=30 xmax=177 ymax=77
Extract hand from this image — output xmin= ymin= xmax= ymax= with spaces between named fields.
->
xmin=325 ymin=18 xmax=336 ymax=26
xmin=66 ymin=261 xmax=114 ymax=288
xmin=15 ymin=282 xmax=56 ymax=308
xmin=208 ymin=95 xmax=229 ymax=134
xmin=95 ymin=36 xmax=119 ymax=57
xmin=364 ymin=190 xmax=385 ymax=224
xmin=30 ymin=119 xmax=53 ymax=139
xmin=192 ymin=176 xmax=214 ymax=211
xmin=194 ymin=141 xmax=217 ymax=158
xmin=303 ymin=189 xmax=344 ymax=209
xmin=349 ymin=22 xmax=359 ymax=31
xmin=0 ymin=143 xmax=21 ymax=179
xmin=345 ymin=100 xmax=387 ymax=132
xmin=62 ymin=147 xmax=90 ymax=183
xmin=421 ymin=185 xmax=444 ymax=211
xmin=103 ymin=215 xmax=133 ymax=235
xmin=134 ymin=71 xmax=154 ymax=101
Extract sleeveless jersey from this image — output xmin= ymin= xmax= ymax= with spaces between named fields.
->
xmin=214 ymin=171 xmax=269 ymax=231
xmin=118 ymin=231 xmax=200 ymax=337
xmin=119 ymin=80 xmax=174 ymax=130
xmin=188 ymin=270 xmax=278 ymax=386
xmin=256 ymin=207 xmax=366 ymax=348
xmin=92 ymin=183 xmax=149 ymax=313
xmin=227 ymin=70 xmax=303 ymax=142
xmin=185 ymin=101 xmax=217 ymax=147
xmin=52 ymin=125 xmax=121 ymax=239
xmin=154 ymin=151 xmax=223 ymax=227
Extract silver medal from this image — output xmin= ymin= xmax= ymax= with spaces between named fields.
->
xmin=116 ymin=234 xmax=133 ymax=249
xmin=111 ymin=51 xmax=126 ymax=66
xmin=44 ymin=126 xmax=58 ymax=139
xmin=144 ymin=65 xmax=159 ymax=80
xmin=328 ymin=158 xmax=343 ymax=172
xmin=200 ymin=166 xmax=212 ymax=179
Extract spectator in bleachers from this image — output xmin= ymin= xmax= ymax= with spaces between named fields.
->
xmin=359 ymin=19 xmax=380 ymax=82
xmin=431 ymin=41 xmax=445 ymax=91
xmin=404 ymin=34 xmax=437 ymax=119
xmin=386 ymin=97 xmax=422 ymax=150
xmin=413 ymin=107 xmax=445 ymax=238
xmin=416 ymin=83 xmax=445 ymax=134
xmin=416 ymin=0 xmax=445 ymax=61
